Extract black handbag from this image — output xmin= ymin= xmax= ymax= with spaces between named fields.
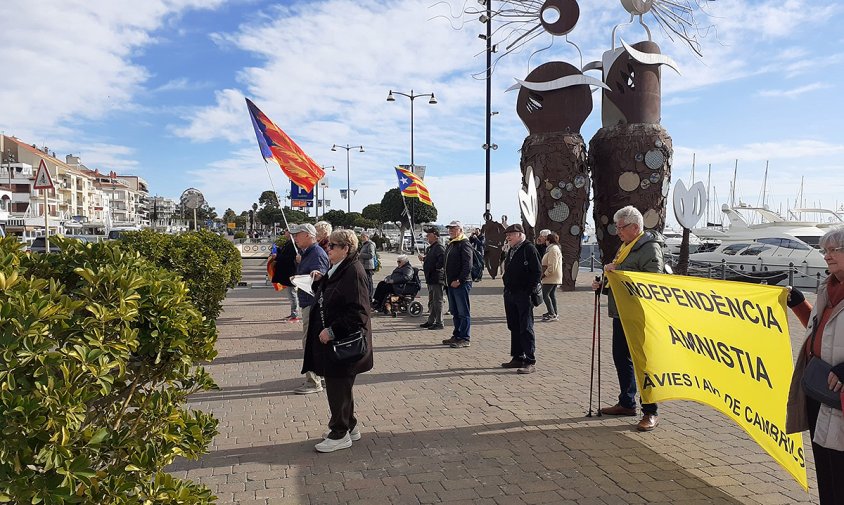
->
xmin=330 ymin=331 xmax=367 ymax=363
xmin=530 ymin=283 xmax=543 ymax=307
xmin=801 ymin=315 xmax=842 ymax=409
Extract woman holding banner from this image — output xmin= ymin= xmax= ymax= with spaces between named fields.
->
xmin=786 ymin=226 xmax=844 ymax=504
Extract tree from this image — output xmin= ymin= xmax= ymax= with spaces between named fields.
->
xmin=362 ymin=203 xmax=382 ymax=226
xmin=258 ymin=190 xmax=280 ymax=209
xmin=380 ymin=189 xmax=437 ymax=251
xmin=321 ymin=209 xmax=346 ymax=229
xmin=223 ymin=208 xmax=236 ymax=223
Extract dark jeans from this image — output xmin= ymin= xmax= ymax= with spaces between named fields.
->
xmin=807 ymin=396 xmax=844 ymax=504
xmin=503 ymin=290 xmax=535 ymax=364
xmin=446 ymin=281 xmax=472 ymax=341
xmin=364 ymin=269 xmax=374 ymax=301
xmin=612 ymin=317 xmax=657 ymax=414
xmin=325 ymin=375 xmax=357 ymax=440
xmin=541 ymin=283 xmax=557 ymax=316
xmin=426 ymin=283 xmax=444 ymax=325
xmin=372 ymin=281 xmax=392 ymax=309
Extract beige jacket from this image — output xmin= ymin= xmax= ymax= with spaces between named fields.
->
xmin=786 ymin=277 xmax=844 ymax=451
xmin=541 ymin=244 xmax=563 ymax=285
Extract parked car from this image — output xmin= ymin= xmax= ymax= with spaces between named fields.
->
xmin=27 ymin=235 xmax=95 ymax=253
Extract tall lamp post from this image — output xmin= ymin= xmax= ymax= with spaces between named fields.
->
xmin=330 ymin=144 xmax=364 ymax=213
xmin=316 ymin=165 xmax=335 ymax=219
xmin=386 ymin=90 xmax=437 ymax=170
xmin=4 ymin=149 xmax=15 ymax=191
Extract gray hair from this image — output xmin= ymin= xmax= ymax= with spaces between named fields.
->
xmin=539 ymin=229 xmax=551 ymax=237
xmin=614 ymin=206 xmax=644 ymax=230
xmin=397 ymin=254 xmax=409 ymax=263
xmin=330 ymin=229 xmax=358 ymax=254
xmin=820 ymin=226 xmax=844 ymax=250
xmin=315 ymin=220 xmax=333 ymax=239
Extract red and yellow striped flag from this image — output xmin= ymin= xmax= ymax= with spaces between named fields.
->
xmin=395 ymin=166 xmax=433 ymax=206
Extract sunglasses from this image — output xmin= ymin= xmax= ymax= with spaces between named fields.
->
xmin=328 ymin=242 xmax=345 ymax=250
xmin=820 ymin=246 xmax=844 ymax=255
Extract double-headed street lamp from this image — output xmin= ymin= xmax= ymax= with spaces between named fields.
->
xmin=330 ymin=144 xmax=364 ymax=213
xmin=386 ymin=89 xmax=437 ymax=170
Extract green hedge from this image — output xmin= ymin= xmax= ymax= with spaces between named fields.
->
xmin=120 ymin=230 xmax=241 ymax=321
xmin=0 ymin=236 xmax=218 ymax=504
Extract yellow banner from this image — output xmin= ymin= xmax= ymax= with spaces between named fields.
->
xmin=606 ymin=270 xmax=807 ymax=490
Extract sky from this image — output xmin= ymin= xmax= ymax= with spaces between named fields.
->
xmin=2 ymin=0 xmax=843 ymax=229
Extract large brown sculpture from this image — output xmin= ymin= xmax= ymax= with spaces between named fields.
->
xmin=588 ymin=39 xmax=678 ymax=263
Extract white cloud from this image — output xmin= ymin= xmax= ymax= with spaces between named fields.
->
xmin=757 ymin=82 xmax=832 ymax=98
xmin=153 ymin=77 xmax=211 ymax=92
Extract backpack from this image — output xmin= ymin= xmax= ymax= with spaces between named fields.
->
xmin=471 ymin=249 xmax=484 ymax=281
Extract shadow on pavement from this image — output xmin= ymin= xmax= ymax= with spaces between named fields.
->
xmin=168 ymin=418 xmax=746 ymax=504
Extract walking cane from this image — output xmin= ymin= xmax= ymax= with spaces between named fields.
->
xmin=587 ymin=275 xmax=602 ymax=417
xmin=596 ymin=274 xmax=603 ymax=417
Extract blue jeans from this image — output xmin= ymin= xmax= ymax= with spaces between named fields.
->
xmin=446 ymin=281 xmax=472 ymax=341
xmin=503 ymin=290 xmax=535 ymax=363
xmin=612 ymin=317 xmax=657 ymax=414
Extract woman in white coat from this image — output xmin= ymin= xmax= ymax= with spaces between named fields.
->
xmin=540 ymin=232 xmax=563 ymax=322
xmin=786 ymin=226 xmax=844 ymax=504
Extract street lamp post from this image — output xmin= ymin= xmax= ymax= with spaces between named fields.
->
xmin=317 ymin=165 xmax=335 ymax=219
xmin=4 ymin=149 xmax=15 ymax=191
xmin=330 ymin=144 xmax=364 ymax=213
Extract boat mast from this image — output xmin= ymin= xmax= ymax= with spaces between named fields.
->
xmin=690 ymin=153 xmax=695 ymax=184
xmin=706 ymin=163 xmax=711 ymax=224
xmin=730 ymin=159 xmax=738 ymax=207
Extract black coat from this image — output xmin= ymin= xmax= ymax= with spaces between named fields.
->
xmin=502 ymin=241 xmax=542 ymax=293
xmin=272 ymin=239 xmax=297 ymax=287
xmin=445 ymin=237 xmax=473 ymax=283
xmin=422 ymin=241 xmax=445 ymax=285
xmin=301 ymin=255 xmax=374 ymax=378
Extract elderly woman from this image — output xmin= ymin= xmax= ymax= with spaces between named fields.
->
xmin=540 ymin=232 xmax=563 ymax=322
xmin=786 ymin=226 xmax=844 ymax=503
xmin=303 ymin=229 xmax=373 ymax=453
xmin=371 ymin=254 xmax=414 ymax=312
xmin=315 ymin=220 xmax=333 ymax=253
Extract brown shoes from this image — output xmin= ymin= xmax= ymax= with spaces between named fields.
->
xmin=600 ymin=404 xmax=637 ymax=416
xmin=517 ymin=364 xmax=536 ymax=374
xmin=637 ymin=414 xmax=659 ymax=431
xmin=501 ymin=358 xmax=524 ymax=368
xmin=442 ymin=337 xmax=458 ymax=345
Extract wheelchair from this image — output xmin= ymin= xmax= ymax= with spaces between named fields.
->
xmin=384 ymin=267 xmax=424 ymax=318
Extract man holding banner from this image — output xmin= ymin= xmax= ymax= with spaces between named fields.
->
xmin=592 ymin=206 xmax=665 ymax=431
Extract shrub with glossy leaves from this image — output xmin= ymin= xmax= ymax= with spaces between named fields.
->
xmin=120 ymin=230 xmax=241 ymax=321
xmin=0 ymin=236 xmax=219 ymax=504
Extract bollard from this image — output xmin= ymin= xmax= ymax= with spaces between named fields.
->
xmin=721 ymin=259 xmax=727 ymax=280
xmin=788 ymin=262 xmax=794 ymax=286
xmin=590 ymin=253 xmax=595 ymax=272
xmin=707 ymin=263 xmax=712 ymax=279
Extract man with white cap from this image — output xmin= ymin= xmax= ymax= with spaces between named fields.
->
xmin=443 ymin=220 xmax=474 ymax=348
xmin=501 ymin=223 xmax=542 ymax=374
xmin=291 ymin=223 xmax=330 ymax=394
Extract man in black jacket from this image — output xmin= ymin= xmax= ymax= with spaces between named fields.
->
xmin=418 ymin=227 xmax=446 ymax=330
xmin=501 ymin=223 xmax=542 ymax=373
xmin=443 ymin=220 xmax=475 ymax=347
xmin=272 ymin=228 xmax=301 ymax=322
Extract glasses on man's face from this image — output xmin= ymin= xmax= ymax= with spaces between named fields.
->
xmin=328 ymin=242 xmax=344 ymax=250
xmin=820 ymin=246 xmax=844 ymax=256
xmin=616 ymin=222 xmax=634 ymax=230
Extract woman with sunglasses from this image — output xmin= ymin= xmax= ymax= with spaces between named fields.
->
xmin=786 ymin=226 xmax=844 ymax=503
xmin=303 ymin=229 xmax=374 ymax=453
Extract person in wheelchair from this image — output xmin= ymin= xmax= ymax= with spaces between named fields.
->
xmin=372 ymin=255 xmax=415 ymax=313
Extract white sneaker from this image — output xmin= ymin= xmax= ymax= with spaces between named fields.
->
xmin=294 ymin=382 xmax=323 ymax=394
xmin=323 ymin=425 xmax=361 ymax=441
xmin=315 ymin=433 xmax=352 ymax=453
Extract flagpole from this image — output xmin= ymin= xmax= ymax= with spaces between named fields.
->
xmin=400 ymin=193 xmax=421 ymax=255
xmin=261 ymin=160 xmax=289 ymax=230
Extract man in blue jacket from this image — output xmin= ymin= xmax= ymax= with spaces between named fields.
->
xmin=291 ymin=223 xmax=330 ymax=394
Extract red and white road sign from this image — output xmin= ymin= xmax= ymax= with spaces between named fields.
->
xmin=33 ymin=159 xmax=54 ymax=190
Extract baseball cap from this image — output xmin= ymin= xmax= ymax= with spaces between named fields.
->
xmin=289 ymin=223 xmax=317 ymax=236
xmin=505 ymin=223 xmax=524 ymax=234
xmin=445 ymin=220 xmax=463 ymax=228
xmin=424 ymin=226 xmax=440 ymax=236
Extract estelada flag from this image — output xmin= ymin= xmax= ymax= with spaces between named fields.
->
xmin=395 ymin=166 xmax=433 ymax=206
xmin=246 ymin=98 xmax=324 ymax=192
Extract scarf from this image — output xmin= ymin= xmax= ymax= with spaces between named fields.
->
xmin=449 ymin=233 xmax=467 ymax=244
xmin=612 ymin=232 xmax=645 ymax=266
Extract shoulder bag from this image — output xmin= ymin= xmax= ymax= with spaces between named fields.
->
xmin=801 ymin=315 xmax=842 ymax=409
xmin=319 ymin=283 xmax=368 ymax=363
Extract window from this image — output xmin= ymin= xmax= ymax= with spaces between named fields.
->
xmin=740 ymin=245 xmax=771 ymax=256
xmin=722 ymin=244 xmax=749 ymax=255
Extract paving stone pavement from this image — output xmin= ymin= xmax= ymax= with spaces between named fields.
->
xmin=169 ymin=253 xmax=820 ymax=504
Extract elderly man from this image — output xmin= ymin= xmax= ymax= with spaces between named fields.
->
xmin=535 ymin=229 xmax=550 ymax=257
xmin=292 ymin=223 xmax=330 ymax=394
xmin=359 ymin=232 xmax=377 ymax=301
xmin=419 ymin=226 xmax=446 ymax=330
xmin=443 ymin=220 xmax=474 ymax=348
xmin=592 ymin=205 xmax=665 ymax=431
xmin=371 ymin=254 xmax=414 ymax=312
xmin=273 ymin=227 xmax=300 ymax=322
xmin=501 ymin=223 xmax=542 ymax=373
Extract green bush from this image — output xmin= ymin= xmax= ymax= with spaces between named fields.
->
xmin=120 ymin=230 xmax=241 ymax=321
xmin=233 ymin=231 xmax=246 ymax=240
xmin=0 ymin=236 xmax=218 ymax=504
